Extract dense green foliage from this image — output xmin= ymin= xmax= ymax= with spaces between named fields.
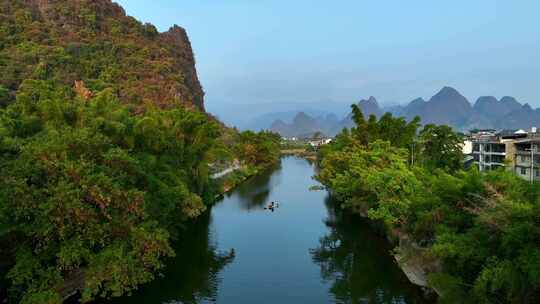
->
xmin=0 ymin=86 xmax=282 ymax=304
xmin=417 ymin=124 xmax=464 ymax=172
xmin=0 ymin=1 xmax=285 ymax=302
xmin=0 ymin=81 xmax=223 ymax=303
xmin=0 ymin=0 xmax=204 ymax=110
xmin=235 ymin=130 xmax=281 ymax=167
xmin=350 ymin=104 xmax=421 ymax=148
xmin=317 ymin=106 xmax=540 ymax=303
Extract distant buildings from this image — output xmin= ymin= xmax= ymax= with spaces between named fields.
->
xmin=468 ymin=128 xmax=539 ymax=182
xmin=282 ymin=137 xmax=298 ymax=141
xmin=514 ymin=137 xmax=540 ymax=182
xmin=281 ymin=135 xmax=333 ymax=148
xmin=309 ymin=138 xmax=332 ymax=148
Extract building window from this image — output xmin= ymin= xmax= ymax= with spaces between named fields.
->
xmin=521 ymin=168 xmax=527 ymax=175
xmin=536 ymin=169 xmax=540 ymax=177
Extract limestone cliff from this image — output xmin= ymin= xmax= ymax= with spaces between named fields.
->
xmin=1 ymin=0 xmax=205 ymax=111
xmin=161 ymin=25 xmax=205 ymax=111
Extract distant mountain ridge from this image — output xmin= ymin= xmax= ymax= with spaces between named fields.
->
xmin=268 ymin=87 xmax=540 ymax=137
xmin=270 ymin=112 xmax=338 ymax=137
xmin=398 ymin=87 xmax=540 ymax=130
xmin=343 ymin=96 xmax=383 ymax=123
xmin=271 ymin=97 xmax=385 ymax=137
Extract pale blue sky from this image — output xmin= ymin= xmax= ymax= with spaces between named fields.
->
xmin=115 ymin=0 xmax=540 ymax=112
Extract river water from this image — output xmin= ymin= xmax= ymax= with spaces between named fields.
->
xmin=103 ymin=156 xmax=429 ymax=304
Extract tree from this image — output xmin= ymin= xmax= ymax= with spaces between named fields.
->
xmin=0 ymin=86 xmax=10 ymax=107
xmin=350 ymin=104 xmax=368 ymax=145
xmin=419 ymin=124 xmax=463 ymax=172
xmin=235 ymin=130 xmax=280 ymax=167
xmin=348 ymin=105 xmax=420 ymax=149
xmin=317 ymin=105 xmax=540 ymax=303
xmin=0 ymin=86 xmax=222 ymax=302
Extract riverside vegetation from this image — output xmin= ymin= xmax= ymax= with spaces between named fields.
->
xmin=1 ymin=1 xmax=539 ymax=304
xmin=0 ymin=84 xmax=280 ymax=304
xmin=0 ymin=0 xmax=280 ymax=303
xmin=317 ymin=105 xmax=540 ymax=303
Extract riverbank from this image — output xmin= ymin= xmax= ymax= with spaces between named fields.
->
xmin=217 ymin=165 xmax=258 ymax=195
xmin=99 ymin=156 xmax=428 ymax=304
xmin=391 ymin=231 xmax=443 ymax=297
xmin=213 ymin=161 xmax=281 ymax=200
xmin=280 ymin=148 xmax=317 ymax=161
xmin=339 ymin=203 xmax=442 ymax=299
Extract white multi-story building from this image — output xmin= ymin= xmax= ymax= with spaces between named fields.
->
xmin=471 ymin=130 xmax=516 ymax=171
xmin=470 ymin=129 xmax=539 ymax=182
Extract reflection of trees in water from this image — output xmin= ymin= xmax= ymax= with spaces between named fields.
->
xmin=310 ymin=196 xmax=427 ymax=304
xmin=100 ymin=212 xmax=234 ymax=304
xmin=165 ymin=212 xmax=235 ymax=304
xmin=234 ymin=163 xmax=282 ymax=211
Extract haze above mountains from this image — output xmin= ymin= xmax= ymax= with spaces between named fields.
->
xmin=229 ymin=86 xmax=540 ymax=137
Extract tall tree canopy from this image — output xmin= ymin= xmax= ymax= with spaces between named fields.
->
xmin=0 ymin=82 xmax=222 ymax=303
xmin=418 ymin=124 xmax=463 ymax=172
xmin=317 ymin=104 xmax=540 ymax=303
xmin=349 ymin=104 xmax=420 ymax=149
xmin=235 ymin=130 xmax=281 ymax=167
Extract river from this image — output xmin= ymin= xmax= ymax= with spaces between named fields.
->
xmin=101 ymin=156 xmax=430 ymax=304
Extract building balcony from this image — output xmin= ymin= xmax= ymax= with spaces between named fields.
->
xmin=515 ymin=167 xmax=540 ymax=181
xmin=474 ymin=161 xmax=505 ymax=167
xmin=472 ymin=151 xmax=505 ymax=155
xmin=516 ymin=162 xmax=540 ymax=168
xmin=516 ymin=150 xmax=539 ymax=155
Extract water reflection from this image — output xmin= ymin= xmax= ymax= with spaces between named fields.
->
xmin=94 ymin=157 xmax=429 ymax=304
xmin=310 ymin=196 xmax=429 ymax=304
xmin=233 ymin=163 xmax=282 ymax=211
xmin=99 ymin=212 xmax=234 ymax=304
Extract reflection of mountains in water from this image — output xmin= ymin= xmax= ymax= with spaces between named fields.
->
xmin=309 ymin=195 xmax=433 ymax=304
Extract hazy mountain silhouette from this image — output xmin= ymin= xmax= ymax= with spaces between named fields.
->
xmin=270 ymin=97 xmax=384 ymax=137
xmin=270 ymin=112 xmax=336 ymax=137
xmin=392 ymin=87 xmax=538 ymax=131
xmin=266 ymin=87 xmax=539 ymax=137
xmin=338 ymin=96 xmax=384 ymax=129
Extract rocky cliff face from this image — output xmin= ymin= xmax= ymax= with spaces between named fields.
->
xmin=27 ymin=0 xmax=127 ymax=24
xmin=1 ymin=0 xmax=206 ymax=111
xmin=161 ymin=25 xmax=205 ymax=111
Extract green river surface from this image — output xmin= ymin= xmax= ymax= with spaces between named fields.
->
xmin=98 ymin=156 xmax=431 ymax=304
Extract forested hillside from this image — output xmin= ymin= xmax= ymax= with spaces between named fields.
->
xmin=0 ymin=0 xmax=205 ymax=111
xmin=0 ymin=1 xmax=281 ymax=303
